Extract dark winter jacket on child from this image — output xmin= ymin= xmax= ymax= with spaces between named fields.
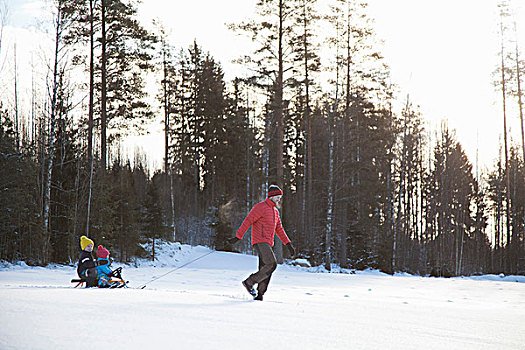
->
xmin=77 ymin=250 xmax=96 ymax=278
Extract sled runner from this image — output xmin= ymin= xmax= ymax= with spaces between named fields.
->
xmin=71 ymin=267 xmax=128 ymax=288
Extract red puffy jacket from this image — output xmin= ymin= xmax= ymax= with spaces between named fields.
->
xmin=235 ymin=198 xmax=291 ymax=246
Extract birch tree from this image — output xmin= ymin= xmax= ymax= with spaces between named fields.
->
xmin=42 ymin=0 xmax=75 ymax=263
xmin=512 ymin=21 xmax=525 ymax=162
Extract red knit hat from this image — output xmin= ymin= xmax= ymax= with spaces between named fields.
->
xmin=268 ymin=185 xmax=283 ymax=197
xmin=97 ymin=245 xmax=110 ymax=259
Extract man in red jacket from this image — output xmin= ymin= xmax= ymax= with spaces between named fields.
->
xmin=228 ymin=185 xmax=295 ymax=301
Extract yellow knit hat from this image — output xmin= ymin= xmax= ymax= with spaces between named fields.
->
xmin=80 ymin=235 xmax=94 ymax=250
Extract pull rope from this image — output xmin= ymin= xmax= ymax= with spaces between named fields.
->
xmin=136 ymin=250 xmax=215 ymax=289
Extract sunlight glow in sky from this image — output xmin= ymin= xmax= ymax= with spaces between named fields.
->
xmin=2 ymin=0 xmax=525 ymax=174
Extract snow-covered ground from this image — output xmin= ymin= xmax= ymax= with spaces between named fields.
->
xmin=1 ymin=242 xmax=524 ymax=350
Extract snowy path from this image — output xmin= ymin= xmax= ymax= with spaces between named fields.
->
xmin=1 ymin=246 xmax=524 ymax=349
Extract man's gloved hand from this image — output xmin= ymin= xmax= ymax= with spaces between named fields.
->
xmin=285 ymin=243 xmax=295 ymax=257
xmin=227 ymin=237 xmax=240 ymax=245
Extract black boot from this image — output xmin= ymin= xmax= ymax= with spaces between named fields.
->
xmin=242 ymin=279 xmax=257 ymax=297
xmin=254 ymin=294 xmax=263 ymax=301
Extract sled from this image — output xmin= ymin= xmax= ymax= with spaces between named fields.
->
xmin=70 ymin=278 xmax=87 ymax=288
xmin=71 ymin=267 xmax=128 ymax=288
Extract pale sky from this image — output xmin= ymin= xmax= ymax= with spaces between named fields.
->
xmin=368 ymin=0 xmax=524 ymax=174
xmin=2 ymin=0 xmax=525 ymax=174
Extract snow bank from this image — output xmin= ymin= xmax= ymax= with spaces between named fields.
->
xmin=137 ymin=240 xmax=208 ymax=267
xmin=460 ymin=274 xmax=525 ymax=284
xmin=3 ymin=240 xmax=525 ymax=284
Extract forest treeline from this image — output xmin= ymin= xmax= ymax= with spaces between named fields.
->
xmin=0 ymin=0 xmax=523 ymax=276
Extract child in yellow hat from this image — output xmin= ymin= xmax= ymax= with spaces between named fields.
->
xmin=77 ymin=235 xmax=98 ymax=287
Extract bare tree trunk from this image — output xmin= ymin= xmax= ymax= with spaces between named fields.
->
xmin=276 ymin=0 xmax=284 ymax=188
xmin=163 ymin=39 xmax=169 ymax=179
xmin=40 ymin=107 xmax=46 ymax=227
xmin=302 ymin=0 xmax=310 ymax=252
xmin=306 ymin=93 xmax=313 ymax=249
xmin=100 ymin=0 xmax=107 ymax=171
xmin=418 ymin=133 xmax=425 ymax=271
xmin=263 ymin=103 xmax=270 ymax=199
xmin=514 ymin=22 xmax=525 ymax=164
xmin=511 ymin=160 xmax=518 ymax=274
xmin=161 ymin=38 xmax=176 ymax=241
xmin=458 ymin=211 xmax=464 ymax=276
xmin=386 ymin=107 xmax=394 ymax=272
xmin=497 ymin=148 xmax=503 ymax=271
xmin=86 ymin=0 xmax=95 ymax=236
xmin=272 ymin=0 xmax=285 ymax=264
xmin=325 ymin=109 xmax=335 ymax=271
xmin=169 ymin=171 xmax=176 ymax=241
xmin=43 ymin=3 xmax=64 ymax=264
xmin=455 ymin=208 xmax=459 ymax=275
xmin=302 ymin=130 xmax=307 ymax=246
xmin=72 ymin=159 xmax=80 ymax=260
xmin=340 ymin=2 xmax=352 ymax=268
xmin=394 ymin=97 xmax=409 ymax=271
xmin=325 ymin=22 xmax=341 ymax=270
xmin=246 ymin=87 xmax=251 ymax=213
xmin=192 ymin=40 xmax=199 ymax=216
xmin=87 ymin=0 xmax=94 ymax=166
xmin=31 ymin=56 xmax=36 ymax=146
xmin=180 ymin=58 xmax=189 ymax=220
xmin=14 ymin=43 xmax=19 ymax=152
xmin=499 ymin=18 xmax=511 ymax=274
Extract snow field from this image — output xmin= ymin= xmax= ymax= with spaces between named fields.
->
xmin=1 ymin=243 xmax=524 ymax=349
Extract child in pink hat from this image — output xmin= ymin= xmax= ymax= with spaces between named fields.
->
xmin=95 ymin=245 xmax=113 ymax=288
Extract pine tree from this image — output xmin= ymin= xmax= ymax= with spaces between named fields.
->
xmin=0 ymin=104 xmax=39 ymax=262
xmin=392 ymin=99 xmax=426 ymax=272
xmin=288 ymin=0 xmax=320 ymax=252
xmin=323 ymin=0 xmax=391 ymax=270
xmin=48 ymin=70 xmax=84 ymax=263
xmin=427 ymin=125 xmax=477 ymax=276
xmin=142 ymin=175 xmax=166 ymax=261
xmin=97 ymin=0 xmax=157 ymax=169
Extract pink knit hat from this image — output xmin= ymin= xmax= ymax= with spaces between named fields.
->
xmin=97 ymin=245 xmax=110 ymax=259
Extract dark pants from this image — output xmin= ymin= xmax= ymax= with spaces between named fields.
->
xmin=246 ymin=243 xmax=277 ymax=296
xmin=82 ymin=268 xmax=98 ymax=287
